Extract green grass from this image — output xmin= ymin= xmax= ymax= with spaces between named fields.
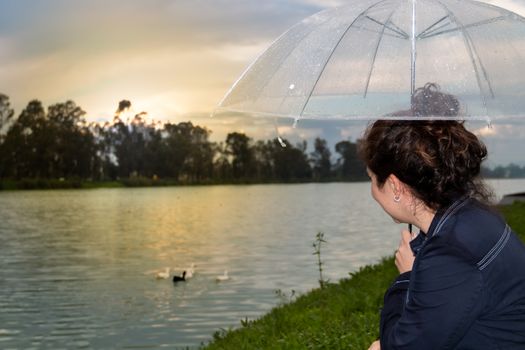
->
xmin=203 ymin=202 xmax=525 ymax=349
xmin=499 ymin=202 xmax=525 ymax=237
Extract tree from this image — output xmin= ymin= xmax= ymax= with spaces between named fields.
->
xmin=1 ymin=99 xmax=99 ymax=179
xmin=272 ymin=139 xmax=312 ymax=181
xmin=335 ymin=140 xmax=367 ymax=181
xmin=310 ymin=137 xmax=332 ymax=181
xmin=0 ymin=94 xmax=15 ymax=142
xmin=1 ymin=100 xmax=46 ymax=178
xmin=47 ymin=100 xmax=97 ymax=178
xmin=253 ymin=140 xmax=275 ymax=180
xmin=103 ymin=102 xmax=157 ymax=179
xmin=213 ymin=141 xmax=232 ymax=181
xmin=0 ymin=94 xmax=15 ymax=177
xmin=225 ymin=132 xmax=254 ymax=179
xmin=182 ymin=124 xmax=214 ymax=181
xmin=162 ymin=122 xmax=194 ymax=180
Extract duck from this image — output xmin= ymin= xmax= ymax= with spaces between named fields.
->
xmin=155 ymin=267 xmax=170 ymax=280
xmin=186 ymin=263 xmax=196 ymax=279
xmin=216 ymin=270 xmax=229 ymax=282
xmin=172 ymin=271 xmax=187 ymax=283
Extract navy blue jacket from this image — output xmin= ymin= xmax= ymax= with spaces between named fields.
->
xmin=380 ymin=197 xmax=525 ymax=349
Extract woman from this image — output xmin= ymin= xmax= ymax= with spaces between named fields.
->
xmin=360 ymin=117 xmax=525 ymax=349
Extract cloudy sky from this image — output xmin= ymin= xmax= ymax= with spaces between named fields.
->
xmin=1 ymin=0 xmax=524 ymax=166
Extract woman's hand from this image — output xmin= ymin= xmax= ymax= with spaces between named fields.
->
xmin=395 ymin=229 xmax=416 ymax=274
xmin=368 ymin=340 xmax=381 ymax=350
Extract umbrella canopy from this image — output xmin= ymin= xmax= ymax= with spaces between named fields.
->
xmin=218 ymin=0 xmax=525 ymax=122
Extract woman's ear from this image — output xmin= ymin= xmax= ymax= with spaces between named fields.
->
xmin=387 ymin=174 xmax=402 ymax=195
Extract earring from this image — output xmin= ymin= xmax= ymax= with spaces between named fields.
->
xmin=394 ymin=195 xmax=401 ymax=202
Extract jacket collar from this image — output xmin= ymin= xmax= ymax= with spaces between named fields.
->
xmin=429 ymin=195 xmax=470 ymax=238
xmin=410 ymin=196 xmax=470 ymax=255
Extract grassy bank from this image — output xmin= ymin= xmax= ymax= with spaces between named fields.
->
xmin=203 ymin=202 xmax=525 ymax=349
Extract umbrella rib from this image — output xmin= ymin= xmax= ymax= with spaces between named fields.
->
xmin=364 ymin=11 xmax=397 ymax=97
xmin=352 ymin=25 xmax=407 ymax=39
xmin=418 ymin=21 xmax=452 ymax=39
xmin=433 ymin=0 xmax=495 ymax=106
xmin=421 ymin=15 xmax=507 ymax=39
xmin=417 ymin=15 xmax=449 ymax=38
xmin=365 ymin=15 xmax=409 ymax=39
xmin=298 ymin=0 xmax=393 ymax=118
xmin=387 ymin=21 xmax=410 ymax=39
xmin=218 ymin=9 xmax=334 ymax=109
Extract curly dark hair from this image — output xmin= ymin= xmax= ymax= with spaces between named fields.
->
xmin=359 ymin=84 xmax=491 ymax=210
xmin=412 ymin=82 xmax=460 ymax=117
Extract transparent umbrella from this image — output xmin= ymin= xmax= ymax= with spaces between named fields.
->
xmin=217 ymin=0 xmax=525 ymax=123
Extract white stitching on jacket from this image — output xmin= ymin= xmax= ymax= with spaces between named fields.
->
xmin=477 ymin=225 xmax=511 ymax=271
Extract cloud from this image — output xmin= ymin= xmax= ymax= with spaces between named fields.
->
xmin=0 ymin=0 xmax=320 ymax=59
xmin=472 ymin=123 xmax=525 ymax=140
xmin=469 ymin=122 xmax=525 ymax=166
xmin=0 ymin=0 xmax=329 ymax=116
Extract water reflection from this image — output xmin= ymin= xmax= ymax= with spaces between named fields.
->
xmin=0 ymin=180 xmax=522 ymax=348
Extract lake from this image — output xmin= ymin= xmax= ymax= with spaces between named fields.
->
xmin=1 ymin=179 xmax=524 ymax=348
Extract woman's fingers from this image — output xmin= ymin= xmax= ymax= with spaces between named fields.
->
xmin=401 ymin=229 xmax=413 ymax=243
xmin=395 ymin=230 xmax=416 ymax=273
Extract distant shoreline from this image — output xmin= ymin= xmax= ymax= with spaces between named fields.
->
xmin=2 ymin=176 xmax=525 ymax=191
xmin=0 ymin=178 xmax=367 ymax=191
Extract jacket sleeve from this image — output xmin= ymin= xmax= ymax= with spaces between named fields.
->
xmin=380 ymin=241 xmax=484 ymax=349
xmin=380 ymin=271 xmax=411 ymax=338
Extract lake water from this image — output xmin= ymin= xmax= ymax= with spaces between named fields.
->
xmin=1 ymin=179 xmax=524 ymax=349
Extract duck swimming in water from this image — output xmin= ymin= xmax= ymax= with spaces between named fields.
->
xmin=215 ymin=270 xmax=229 ymax=282
xmin=172 ymin=271 xmax=187 ymax=283
xmin=155 ymin=267 xmax=170 ymax=279
xmin=185 ymin=263 xmax=195 ymax=279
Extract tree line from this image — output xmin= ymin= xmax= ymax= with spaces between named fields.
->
xmin=1 ymin=94 xmax=523 ymax=188
xmin=481 ymin=164 xmax=525 ymax=179
xmin=0 ymin=94 xmax=368 ymax=185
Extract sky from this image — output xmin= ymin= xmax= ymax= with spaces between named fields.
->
xmin=1 ymin=0 xmax=525 ymax=166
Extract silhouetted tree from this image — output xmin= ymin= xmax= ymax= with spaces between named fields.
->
xmin=91 ymin=121 xmax=119 ymax=180
xmin=310 ymin=137 xmax=332 ymax=180
xmin=335 ymin=140 xmax=367 ymax=181
xmin=482 ymin=164 xmax=525 ymax=178
xmin=0 ymin=94 xmax=15 ymax=177
xmin=1 ymin=100 xmax=47 ymax=178
xmin=46 ymin=101 xmax=96 ymax=178
xmin=103 ymin=103 xmax=157 ymax=178
xmin=272 ymin=139 xmax=311 ymax=181
xmin=0 ymin=94 xmax=14 ymax=141
xmin=162 ymin=122 xmax=194 ymax=180
xmin=182 ymin=124 xmax=214 ymax=181
xmin=213 ymin=141 xmax=232 ymax=181
xmin=253 ymin=140 xmax=275 ymax=180
xmin=116 ymin=100 xmax=132 ymax=114
xmin=225 ymin=132 xmax=254 ymax=179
